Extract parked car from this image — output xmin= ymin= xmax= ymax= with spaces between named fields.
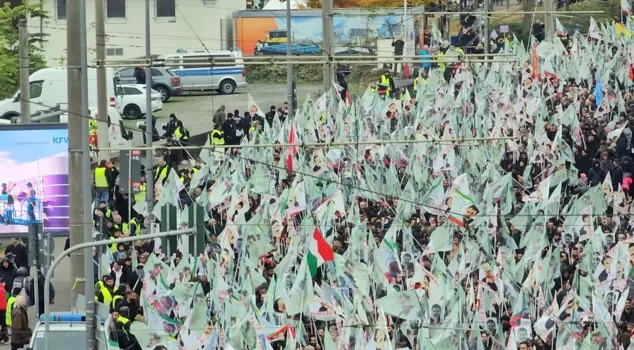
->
xmin=115 ymin=67 xmax=182 ymax=102
xmin=115 ymin=84 xmax=162 ymax=119
xmin=28 ymin=312 xmax=117 ymax=350
xmin=157 ymin=50 xmax=247 ymax=94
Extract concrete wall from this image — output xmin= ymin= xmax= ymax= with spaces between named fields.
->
xmin=37 ymin=0 xmax=246 ymax=66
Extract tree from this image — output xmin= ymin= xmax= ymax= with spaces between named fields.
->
xmin=0 ymin=1 xmax=48 ymax=99
xmin=305 ymin=0 xmax=434 ymax=8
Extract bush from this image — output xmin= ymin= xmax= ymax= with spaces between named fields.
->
xmin=246 ymin=64 xmax=323 ymax=84
xmin=245 ymin=63 xmax=378 ymax=86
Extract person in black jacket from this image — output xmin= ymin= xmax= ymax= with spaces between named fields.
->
xmin=4 ymin=238 xmax=27 ymax=271
xmin=134 ymin=67 xmax=146 ymax=84
xmin=127 ymin=263 xmax=145 ymax=296
xmin=391 ymin=36 xmax=404 ymax=73
xmin=28 ymin=271 xmax=55 ymax=317
xmin=0 ymin=258 xmax=15 ymax=294
xmin=222 ymin=114 xmax=238 ymax=146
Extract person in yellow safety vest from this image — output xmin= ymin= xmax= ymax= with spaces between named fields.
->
xmin=89 ymin=118 xmax=98 ymax=136
xmin=179 ymin=169 xmax=192 ymax=189
xmin=436 ymin=48 xmax=446 ymax=73
xmin=113 ymin=214 xmax=124 ymax=232
xmin=94 ymin=160 xmax=110 ymax=204
xmin=115 ymin=306 xmax=132 ymax=334
xmin=128 ymin=215 xmax=142 ymax=235
xmin=109 ymin=232 xmax=121 ymax=253
xmin=377 ymin=70 xmax=394 ymax=100
xmin=210 ymin=123 xmax=225 ymax=147
xmin=5 ymin=292 xmax=16 ymax=329
xmin=154 ymin=158 xmax=169 ymax=185
xmin=173 ymin=121 xmax=189 ymax=142
xmin=95 ymin=275 xmax=114 ymax=307
xmin=192 ymin=160 xmax=202 ymax=174
xmin=413 ymin=74 xmax=427 ymax=93
xmin=133 ymin=178 xmax=146 ymax=204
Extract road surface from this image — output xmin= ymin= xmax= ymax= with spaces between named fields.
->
xmin=122 ymin=84 xmax=322 ymax=145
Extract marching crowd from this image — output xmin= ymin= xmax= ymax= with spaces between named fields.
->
xmin=2 ymin=16 xmax=632 ymax=350
xmin=94 ymin=18 xmax=634 ymax=350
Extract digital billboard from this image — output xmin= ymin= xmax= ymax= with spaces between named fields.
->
xmin=0 ymin=124 xmax=68 ymax=234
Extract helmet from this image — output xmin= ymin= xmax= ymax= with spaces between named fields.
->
xmin=17 ymin=267 xmax=27 ymax=276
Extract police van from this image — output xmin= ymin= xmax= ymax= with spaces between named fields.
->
xmin=156 ymin=50 xmax=247 ymax=94
xmin=25 ymin=312 xmax=119 ymax=350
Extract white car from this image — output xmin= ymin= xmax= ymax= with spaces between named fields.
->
xmin=115 ymin=84 xmax=162 ymax=119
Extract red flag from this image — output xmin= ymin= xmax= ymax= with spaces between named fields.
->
xmin=286 ymin=123 xmax=297 ymax=171
xmin=531 ymin=43 xmax=539 ymax=80
xmin=629 ymin=64 xmax=634 ymax=80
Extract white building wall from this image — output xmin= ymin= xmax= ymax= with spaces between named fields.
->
xmin=38 ymin=0 xmax=245 ymax=66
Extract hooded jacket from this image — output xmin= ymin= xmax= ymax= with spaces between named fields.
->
xmin=0 ymin=259 xmax=16 ymax=293
xmin=5 ymin=242 xmax=27 ymax=270
xmin=213 ymin=105 xmax=227 ymax=127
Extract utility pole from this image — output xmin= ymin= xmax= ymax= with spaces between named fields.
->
xmin=145 ymin=0 xmax=154 ymax=228
xmin=483 ymin=0 xmax=490 ymax=55
xmin=95 ymin=0 xmax=109 ymax=160
xmin=286 ymin=0 xmax=293 ymax=117
xmin=79 ymin=0 xmax=96 ymax=345
xmin=322 ymin=0 xmax=334 ymax=91
xmin=544 ymin=0 xmax=554 ymax=41
xmin=66 ymin=0 xmax=84 ymax=316
xmin=18 ymin=19 xmax=30 ymax=123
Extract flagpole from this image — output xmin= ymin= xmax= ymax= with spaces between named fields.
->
xmin=285 ymin=0 xmax=294 ymax=117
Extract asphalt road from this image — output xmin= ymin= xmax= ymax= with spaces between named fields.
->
xmin=122 ymin=84 xmax=323 ymax=145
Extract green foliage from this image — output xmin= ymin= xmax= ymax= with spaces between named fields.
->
xmin=0 ymin=1 xmax=48 ymax=98
xmin=558 ymin=0 xmax=618 ymax=32
xmin=246 ymin=63 xmax=377 ymax=86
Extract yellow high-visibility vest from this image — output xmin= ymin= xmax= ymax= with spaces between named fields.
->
xmin=117 ymin=315 xmax=130 ymax=334
xmin=95 ymin=284 xmax=112 ymax=306
xmin=6 ymin=296 xmax=15 ymax=327
xmin=210 ymin=129 xmax=225 ymax=145
xmin=122 ymin=223 xmax=129 ymax=234
xmin=379 ymin=75 xmax=391 ymax=95
xmin=174 ymin=126 xmax=188 ymax=141
xmin=133 ymin=184 xmax=146 ymax=203
xmin=109 ymin=236 xmax=117 ymax=253
xmin=112 ymin=295 xmax=123 ymax=310
xmin=129 ymin=218 xmax=140 ymax=235
xmin=94 ymin=168 xmax=108 ymax=188
xmin=436 ymin=52 xmax=446 ymax=73
xmin=89 ymin=119 xmax=98 ymax=136
xmin=155 ymin=166 xmax=168 ymax=181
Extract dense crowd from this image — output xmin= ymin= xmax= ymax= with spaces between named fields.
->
xmin=56 ymin=16 xmax=634 ymax=350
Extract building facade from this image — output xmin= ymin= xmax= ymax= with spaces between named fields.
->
xmin=38 ymin=0 xmax=245 ymax=66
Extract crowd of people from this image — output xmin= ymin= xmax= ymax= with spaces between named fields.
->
xmin=81 ymin=16 xmax=634 ymax=350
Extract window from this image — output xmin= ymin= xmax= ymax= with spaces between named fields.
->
xmin=156 ymin=0 xmax=175 ymax=18
xmin=106 ymin=48 xmax=124 ymax=56
xmin=56 ymin=0 xmax=66 ymax=19
xmin=349 ymin=29 xmax=369 ymax=37
xmin=30 ymin=81 xmax=43 ymax=99
xmin=269 ymin=30 xmax=287 ymax=39
xmin=123 ymin=87 xmax=142 ymax=95
xmin=106 ymin=0 xmax=126 ymax=18
xmin=118 ymin=68 xmax=135 ymax=78
xmin=185 ymin=55 xmax=235 ymax=69
xmin=150 ymin=68 xmax=163 ymax=76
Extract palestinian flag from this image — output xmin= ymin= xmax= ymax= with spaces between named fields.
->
xmin=307 ymin=228 xmax=334 ymax=276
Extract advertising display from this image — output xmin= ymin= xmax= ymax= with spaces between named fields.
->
xmin=0 ymin=124 xmax=68 ymax=234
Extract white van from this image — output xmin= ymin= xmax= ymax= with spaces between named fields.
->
xmin=158 ymin=50 xmax=247 ymax=94
xmin=0 ymin=67 xmax=117 ymax=121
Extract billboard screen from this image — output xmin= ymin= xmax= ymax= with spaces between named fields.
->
xmin=0 ymin=124 xmax=68 ymax=234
